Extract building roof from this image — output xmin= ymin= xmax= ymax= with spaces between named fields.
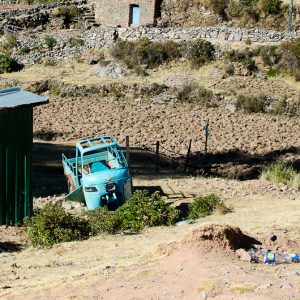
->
xmin=0 ymin=87 xmax=48 ymax=111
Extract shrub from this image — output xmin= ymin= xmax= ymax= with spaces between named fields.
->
xmin=204 ymin=0 xmax=230 ymax=20
xmin=43 ymin=59 xmax=57 ymax=67
xmin=295 ymin=70 xmax=300 ymax=82
xmin=260 ymin=0 xmax=283 ymax=14
xmin=226 ymin=48 xmax=257 ymax=71
xmin=228 ymin=1 xmax=244 ymax=17
xmin=187 ymin=194 xmax=232 ymax=220
xmin=259 ymin=45 xmax=282 ymax=66
xmin=224 ymin=63 xmax=235 ymax=76
xmin=110 ymin=38 xmax=181 ymax=75
xmin=52 ymin=5 xmax=79 ymax=18
xmin=69 ymin=37 xmax=84 ymax=47
xmin=242 ymin=56 xmax=258 ymax=72
xmin=50 ymin=86 xmax=61 ymax=96
xmin=280 ymin=39 xmax=300 ymax=76
xmin=0 ymin=52 xmax=22 ymax=73
xmin=236 ymin=95 xmax=267 ymax=113
xmin=44 ymin=36 xmax=56 ymax=49
xmin=88 ymin=190 xmax=179 ymax=234
xmin=267 ymin=67 xmax=279 ymax=77
xmin=245 ymin=38 xmax=252 ymax=45
xmin=24 ymin=203 xmax=90 ymax=247
xmin=117 ymin=190 xmax=179 ymax=233
xmin=87 ymin=206 xmax=122 ymax=235
xmin=260 ymin=163 xmax=300 ymax=190
xmin=177 ymin=83 xmax=216 ymax=107
xmin=19 ymin=46 xmax=31 ymax=55
xmin=185 ymin=39 xmax=215 ymax=69
xmin=0 ymin=35 xmax=17 ymax=53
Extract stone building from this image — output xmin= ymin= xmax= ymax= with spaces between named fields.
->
xmin=93 ymin=0 xmax=161 ymax=27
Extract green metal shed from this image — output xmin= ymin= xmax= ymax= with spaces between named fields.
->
xmin=0 ymin=87 xmax=48 ymax=225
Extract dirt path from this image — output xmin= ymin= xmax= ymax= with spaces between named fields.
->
xmin=1 ymin=176 xmax=300 ymax=299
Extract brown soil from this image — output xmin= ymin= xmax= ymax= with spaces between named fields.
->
xmin=33 ymin=96 xmax=300 ymax=178
xmin=1 ymin=175 xmax=300 ymax=299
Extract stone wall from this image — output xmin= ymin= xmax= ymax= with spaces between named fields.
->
xmin=93 ymin=0 xmax=156 ymax=27
xmin=117 ymin=26 xmax=300 ymax=43
xmin=13 ymin=26 xmax=300 ymax=64
xmin=0 ymin=0 xmax=86 ymax=32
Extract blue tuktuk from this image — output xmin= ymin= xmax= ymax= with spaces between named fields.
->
xmin=62 ymin=136 xmax=132 ymax=210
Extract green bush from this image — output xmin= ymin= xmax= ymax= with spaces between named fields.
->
xmin=88 ymin=190 xmax=179 ymax=234
xmin=209 ymin=0 xmax=230 ymax=20
xmin=177 ymin=83 xmax=216 ymax=107
xmin=69 ymin=37 xmax=85 ymax=47
xmin=295 ymin=70 xmax=300 ymax=82
xmin=280 ymin=38 xmax=300 ymax=76
xmin=236 ymin=95 xmax=267 ymax=113
xmin=44 ymin=36 xmax=56 ymax=49
xmin=260 ymin=163 xmax=300 ymax=190
xmin=187 ymin=194 xmax=232 ymax=220
xmin=110 ymin=38 xmax=181 ymax=75
xmin=24 ymin=203 xmax=90 ymax=247
xmin=259 ymin=45 xmax=282 ymax=66
xmin=118 ymin=191 xmax=179 ymax=232
xmin=224 ymin=63 xmax=235 ymax=76
xmin=52 ymin=5 xmax=79 ymax=18
xmin=0 ymin=52 xmax=22 ymax=73
xmin=226 ymin=49 xmax=257 ymax=71
xmin=0 ymin=35 xmax=17 ymax=53
xmin=266 ymin=67 xmax=279 ymax=77
xmin=185 ymin=39 xmax=215 ymax=69
xmin=19 ymin=46 xmax=31 ymax=55
xmin=260 ymin=0 xmax=282 ymax=14
xmin=87 ymin=206 xmax=122 ymax=235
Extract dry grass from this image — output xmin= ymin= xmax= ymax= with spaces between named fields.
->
xmin=1 ymin=175 xmax=300 ymax=298
xmin=197 ymin=278 xmax=221 ymax=293
xmin=230 ymin=283 xmax=257 ymax=294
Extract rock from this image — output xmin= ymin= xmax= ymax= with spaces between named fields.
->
xmin=280 ymin=282 xmax=293 ymax=289
xmin=175 ymin=220 xmax=194 ymax=226
xmin=94 ymin=61 xmax=126 ymax=79
xmin=236 ymin=248 xmax=253 ymax=262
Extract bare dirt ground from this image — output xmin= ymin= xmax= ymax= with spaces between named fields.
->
xmin=31 ymin=95 xmax=300 ymax=178
xmin=1 ymin=176 xmax=300 ymax=300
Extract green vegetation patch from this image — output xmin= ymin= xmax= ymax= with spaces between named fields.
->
xmin=25 ymin=191 xmax=179 ymax=247
xmin=24 ymin=203 xmax=90 ymax=247
xmin=260 ymin=163 xmax=300 ymax=190
xmin=0 ymin=52 xmax=23 ymax=74
xmin=110 ymin=37 xmax=181 ymax=75
xmin=235 ymin=95 xmax=267 ymax=113
xmin=187 ymin=194 xmax=232 ymax=220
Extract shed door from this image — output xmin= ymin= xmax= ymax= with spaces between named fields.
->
xmin=130 ymin=5 xmax=140 ymax=26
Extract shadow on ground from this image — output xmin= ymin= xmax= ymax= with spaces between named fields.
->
xmin=33 ymin=141 xmax=300 ymax=197
xmin=189 ymin=146 xmax=300 ymax=180
xmin=33 ymin=142 xmax=181 ymax=197
xmin=0 ymin=242 xmax=22 ymax=253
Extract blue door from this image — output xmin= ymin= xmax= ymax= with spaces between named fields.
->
xmin=131 ymin=5 xmax=140 ymax=26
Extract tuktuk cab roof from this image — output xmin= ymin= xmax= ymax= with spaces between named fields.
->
xmin=76 ymin=136 xmax=119 ymax=154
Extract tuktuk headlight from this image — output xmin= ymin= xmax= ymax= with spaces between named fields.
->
xmin=105 ymin=182 xmax=116 ymax=192
xmin=85 ymin=186 xmax=98 ymax=192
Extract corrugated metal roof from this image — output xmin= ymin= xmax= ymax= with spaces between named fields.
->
xmin=0 ymin=87 xmax=48 ymax=111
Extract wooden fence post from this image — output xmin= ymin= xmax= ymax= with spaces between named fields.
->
xmin=156 ymin=141 xmax=160 ymax=173
xmin=126 ymin=135 xmax=130 ymax=168
xmin=184 ymin=139 xmax=192 ymax=172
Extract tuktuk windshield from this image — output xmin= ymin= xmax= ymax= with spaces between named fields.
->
xmin=80 ymin=146 xmax=126 ymax=175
